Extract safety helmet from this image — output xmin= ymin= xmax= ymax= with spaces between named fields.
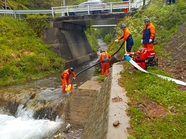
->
xmin=100 ymin=49 xmax=105 ymax=53
xmin=120 ymin=24 xmax=126 ymax=28
xmin=69 ymin=67 xmax=74 ymax=72
xmin=144 ymin=18 xmax=150 ymax=23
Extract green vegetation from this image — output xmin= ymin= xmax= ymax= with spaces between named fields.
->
xmin=119 ymin=63 xmax=186 ymax=138
xmin=0 ymin=17 xmax=64 ymax=86
xmin=0 ymin=0 xmax=62 ymax=9
xmin=1 ymin=0 xmax=186 ymax=137
xmin=85 ymin=27 xmax=98 ymax=53
xmin=101 ymin=0 xmax=186 ymax=138
xmin=100 ymin=0 xmax=186 ymax=58
xmin=25 ymin=15 xmax=50 ymax=37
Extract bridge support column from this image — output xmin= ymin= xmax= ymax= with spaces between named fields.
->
xmin=41 ymin=21 xmax=95 ymax=67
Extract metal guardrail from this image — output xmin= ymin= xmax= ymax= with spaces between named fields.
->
xmin=0 ymin=9 xmax=52 ymax=18
xmin=51 ymin=2 xmax=131 ymax=16
xmin=0 ymin=1 xmax=143 ymax=18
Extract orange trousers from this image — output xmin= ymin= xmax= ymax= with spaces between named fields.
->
xmin=101 ymin=62 xmax=110 ymax=76
xmin=143 ymin=43 xmax=154 ymax=50
xmin=61 ymin=78 xmax=73 ymax=93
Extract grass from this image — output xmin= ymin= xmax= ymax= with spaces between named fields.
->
xmin=103 ymin=0 xmax=186 ymax=138
xmin=119 ymin=62 xmax=186 ymax=139
xmin=105 ymin=0 xmax=186 ymax=57
xmin=0 ymin=16 xmax=65 ymax=86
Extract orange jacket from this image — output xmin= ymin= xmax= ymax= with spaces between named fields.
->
xmin=142 ymin=22 xmax=155 ymax=44
xmin=61 ymin=69 xmax=76 ymax=80
xmin=118 ymin=28 xmax=131 ymax=42
xmin=100 ymin=51 xmax=111 ymax=63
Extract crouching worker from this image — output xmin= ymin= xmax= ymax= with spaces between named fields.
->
xmin=61 ymin=67 xmax=76 ymax=93
xmin=99 ymin=50 xmax=111 ymax=76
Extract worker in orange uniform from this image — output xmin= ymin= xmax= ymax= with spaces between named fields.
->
xmin=141 ymin=17 xmax=156 ymax=50
xmin=115 ymin=24 xmax=134 ymax=53
xmin=99 ymin=50 xmax=111 ymax=76
xmin=61 ymin=67 xmax=76 ymax=93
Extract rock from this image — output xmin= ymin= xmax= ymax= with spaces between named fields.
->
xmin=53 ymin=133 xmax=61 ymax=138
xmin=113 ymin=120 xmax=120 ymax=127
xmin=112 ymin=96 xmax=122 ymax=102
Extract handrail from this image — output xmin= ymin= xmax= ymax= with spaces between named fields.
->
xmin=0 ymin=9 xmax=52 ymax=18
xmin=51 ymin=2 xmax=131 ymax=16
xmin=0 ymin=1 xmax=143 ymax=18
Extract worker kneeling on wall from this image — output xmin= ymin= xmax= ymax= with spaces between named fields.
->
xmin=61 ymin=67 xmax=76 ymax=93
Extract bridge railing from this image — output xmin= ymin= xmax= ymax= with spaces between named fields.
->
xmin=51 ymin=2 xmax=132 ymax=17
xmin=0 ymin=1 xmax=143 ymax=18
xmin=0 ymin=9 xmax=52 ymax=18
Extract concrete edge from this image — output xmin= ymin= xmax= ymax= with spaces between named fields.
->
xmin=107 ymin=62 xmax=130 ymax=139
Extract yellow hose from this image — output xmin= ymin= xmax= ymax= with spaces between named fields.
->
xmin=124 ymin=42 xmax=127 ymax=54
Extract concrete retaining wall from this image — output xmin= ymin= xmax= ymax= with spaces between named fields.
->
xmin=70 ymin=62 xmax=130 ymax=139
xmin=81 ymin=63 xmax=129 ymax=139
xmin=81 ymin=72 xmax=111 ymax=139
xmin=41 ymin=27 xmax=93 ymax=61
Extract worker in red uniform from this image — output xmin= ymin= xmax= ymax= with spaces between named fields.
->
xmin=99 ymin=50 xmax=111 ymax=76
xmin=61 ymin=67 xmax=76 ymax=93
xmin=141 ymin=17 xmax=156 ymax=50
xmin=115 ymin=24 xmax=134 ymax=53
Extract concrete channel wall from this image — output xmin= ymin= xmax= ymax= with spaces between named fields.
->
xmin=82 ymin=62 xmax=130 ymax=139
xmin=66 ymin=62 xmax=130 ymax=139
xmin=40 ymin=26 xmax=94 ymax=67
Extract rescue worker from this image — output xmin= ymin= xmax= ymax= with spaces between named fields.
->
xmin=61 ymin=67 xmax=76 ymax=93
xmin=141 ymin=17 xmax=156 ymax=50
xmin=99 ymin=50 xmax=111 ymax=76
xmin=115 ymin=24 xmax=134 ymax=53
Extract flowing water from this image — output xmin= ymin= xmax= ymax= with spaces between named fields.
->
xmin=0 ymin=39 xmax=107 ymax=139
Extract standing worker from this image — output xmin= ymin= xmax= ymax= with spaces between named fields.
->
xmin=99 ymin=50 xmax=111 ymax=76
xmin=115 ymin=24 xmax=134 ymax=53
xmin=61 ymin=67 xmax=76 ymax=93
xmin=141 ymin=17 xmax=156 ymax=50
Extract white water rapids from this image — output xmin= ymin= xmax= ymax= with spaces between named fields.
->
xmin=0 ymin=105 xmax=63 ymax=139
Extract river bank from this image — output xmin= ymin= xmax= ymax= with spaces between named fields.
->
xmin=0 ymin=38 xmax=109 ymax=139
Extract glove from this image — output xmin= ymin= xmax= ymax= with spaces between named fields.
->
xmin=115 ymin=39 xmax=119 ymax=42
xmin=141 ymin=39 xmax=143 ymax=44
xmin=73 ymin=77 xmax=76 ymax=80
xmin=149 ymin=39 xmax=152 ymax=43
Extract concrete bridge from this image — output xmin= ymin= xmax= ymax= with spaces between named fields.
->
xmin=41 ymin=12 xmax=135 ymax=68
xmin=53 ymin=12 xmax=134 ymax=28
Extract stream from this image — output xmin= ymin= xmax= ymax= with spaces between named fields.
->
xmin=0 ymin=39 xmax=108 ymax=139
